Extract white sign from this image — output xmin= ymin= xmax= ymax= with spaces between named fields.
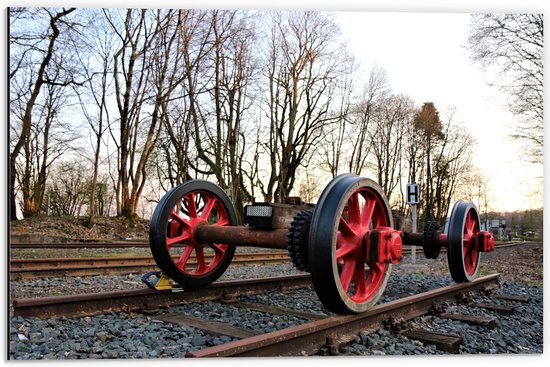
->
xmin=406 ymin=183 xmax=420 ymax=205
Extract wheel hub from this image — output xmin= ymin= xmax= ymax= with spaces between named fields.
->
xmin=364 ymin=227 xmax=403 ymax=264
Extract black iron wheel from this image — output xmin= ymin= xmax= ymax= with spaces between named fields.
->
xmin=447 ymin=201 xmax=481 ymax=283
xmin=149 ymin=180 xmax=237 ymax=288
xmin=308 ymin=174 xmax=393 ymax=314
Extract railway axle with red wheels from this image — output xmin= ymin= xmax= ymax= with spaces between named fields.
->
xmin=149 ymin=174 xmax=495 ymax=314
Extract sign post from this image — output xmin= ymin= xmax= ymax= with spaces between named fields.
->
xmin=406 ymin=183 xmax=420 ymax=263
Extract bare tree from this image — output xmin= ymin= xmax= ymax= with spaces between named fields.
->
xmin=46 ymin=159 xmax=89 ymax=216
xmin=9 ymin=7 xmax=78 ymax=219
xmin=368 ymin=94 xmax=414 ymax=204
xmin=467 ymin=14 xmax=543 ymax=164
xmin=348 ymin=66 xmax=389 ymax=175
xmin=262 ymin=11 xmax=346 ymax=202
xmin=456 ymin=165 xmax=491 ymax=226
xmin=74 ymin=9 xmax=116 ymax=225
xmin=192 ymin=10 xmax=257 ymax=219
xmin=106 ymin=9 xmax=186 ymax=219
xmin=157 ymin=10 xmax=213 ymax=190
xmin=17 ymin=80 xmax=78 ymax=217
xmin=430 ymin=113 xmax=474 ymax=223
xmin=318 ymin=54 xmax=357 ymax=177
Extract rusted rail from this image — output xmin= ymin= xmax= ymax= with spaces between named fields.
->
xmin=11 ymin=274 xmax=312 ymax=319
xmin=9 ymin=242 xmax=523 ymax=280
xmin=10 ymin=240 xmax=525 ymax=250
xmin=187 ymin=273 xmax=500 ymax=357
xmin=10 ymin=241 xmax=150 ymax=249
xmin=10 ymin=252 xmax=290 ymax=280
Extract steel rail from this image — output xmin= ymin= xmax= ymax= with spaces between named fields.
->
xmin=10 ymin=252 xmax=290 ymax=280
xmin=10 ymin=240 xmax=526 ymax=250
xmin=187 ymin=273 xmax=500 ymax=357
xmin=9 ymin=242 xmax=526 ymax=280
xmin=10 ymin=241 xmax=150 ymax=249
xmin=11 ymin=274 xmax=312 ymax=319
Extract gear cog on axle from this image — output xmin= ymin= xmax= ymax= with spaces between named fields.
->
xmin=422 ymin=220 xmax=442 ymax=259
xmin=287 ymin=210 xmax=313 ymax=272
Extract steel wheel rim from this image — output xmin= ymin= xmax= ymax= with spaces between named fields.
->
xmin=309 ymin=174 xmax=392 ymax=314
xmin=150 ymin=180 xmax=237 ymax=287
xmin=166 ymin=190 xmax=231 ymax=277
xmin=462 ymin=207 xmax=480 ymax=277
xmin=447 ymin=201 xmax=481 ymax=282
xmin=336 ymin=187 xmax=389 ymax=303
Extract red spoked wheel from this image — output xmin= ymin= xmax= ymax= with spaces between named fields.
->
xmin=149 ymin=180 xmax=237 ymax=288
xmin=308 ymin=174 xmax=393 ymax=314
xmin=447 ymin=201 xmax=481 ymax=283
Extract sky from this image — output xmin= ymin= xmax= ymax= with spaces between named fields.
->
xmin=1 ymin=0 xmax=545 ymax=215
xmin=333 ymin=11 xmax=543 ymax=212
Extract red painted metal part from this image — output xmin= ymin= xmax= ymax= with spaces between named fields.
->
xmin=335 ymin=187 xmax=391 ymax=304
xmin=461 ymin=207 xmax=481 ymax=276
xmin=166 ymin=191 xmax=231 ymax=276
xmin=476 ymin=231 xmax=495 ymax=252
xmin=365 ymin=227 xmax=403 ymax=264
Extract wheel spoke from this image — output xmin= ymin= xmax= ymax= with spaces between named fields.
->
xmin=336 ymin=242 xmax=355 ymax=260
xmin=372 ymin=201 xmax=384 ymax=228
xmin=170 ymin=210 xmax=190 ymax=227
xmin=340 ymin=260 xmax=356 ymax=292
xmin=200 ymin=195 xmax=218 ymax=221
xmin=463 ymin=246 xmax=477 ymax=274
xmin=361 ymin=199 xmax=376 ymax=227
xmin=367 ymin=261 xmax=382 ymax=279
xmin=348 ymin=193 xmax=361 ymax=225
xmin=166 ymin=233 xmax=190 ymax=247
xmin=353 ymin=263 xmax=367 ymax=298
xmin=185 ymin=193 xmax=198 ymax=219
xmin=195 ymin=247 xmax=207 ymax=273
xmin=175 ymin=246 xmax=193 ymax=270
xmin=217 ymin=218 xmax=229 ymax=226
xmin=466 ymin=211 xmax=476 ymax=234
xmin=339 ymin=217 xmax=355 ymax=237
xmin=209 ymin=243 xmax=226 ymax=255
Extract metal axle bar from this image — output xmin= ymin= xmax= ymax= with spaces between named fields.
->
xmin=194 ymin=225 xmax=289 ymax=250
xmin=402 ymin=232 xmax=448 ymax=248
xmin=195 ymin=224 xmax=449 ymax=250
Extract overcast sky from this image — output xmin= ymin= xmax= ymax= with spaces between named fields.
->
xmin=333 ymin=11 xmax=543 ymax=212
xmin=2 ymin=0 xmax=545 ymax=213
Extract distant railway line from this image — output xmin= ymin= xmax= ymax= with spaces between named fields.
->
xmin=9 ymin=251 xmax=291 ymax=280
xmin=10 ymin=241 xmax=525 ymax=280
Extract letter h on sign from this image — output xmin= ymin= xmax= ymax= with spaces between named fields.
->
xmin=406 ymin=184 xmax=419 ymax=205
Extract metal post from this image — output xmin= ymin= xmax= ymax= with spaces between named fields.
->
xmin=411 ymin=204 xmax=417 ymax=263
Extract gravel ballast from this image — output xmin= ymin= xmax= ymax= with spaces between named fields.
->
xmin=9 ymin=271 xmax=543 ymax=359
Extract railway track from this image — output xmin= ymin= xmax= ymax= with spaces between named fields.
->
xmin=12 ymin=273 xmax=518 ymax=356
xmin=12 ymin=274 xmax=312 ymax=318
xmin=9 ymin=252 xmax=291 ymax=280
xmin=10 ymin=241 xmax=525 ymax=280
xmin=10 ymin=240 xmax=524 ymax=249
xmin=186 ymin=273 xmax=502 ymax=357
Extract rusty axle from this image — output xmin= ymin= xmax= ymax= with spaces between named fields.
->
xmin=194 ymin=224 xmax=449 ymax=250
xmin=194 ymin=225 xmax=289 ymax=250
xmin=402 ymin=232 xmax=449 ymax=248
